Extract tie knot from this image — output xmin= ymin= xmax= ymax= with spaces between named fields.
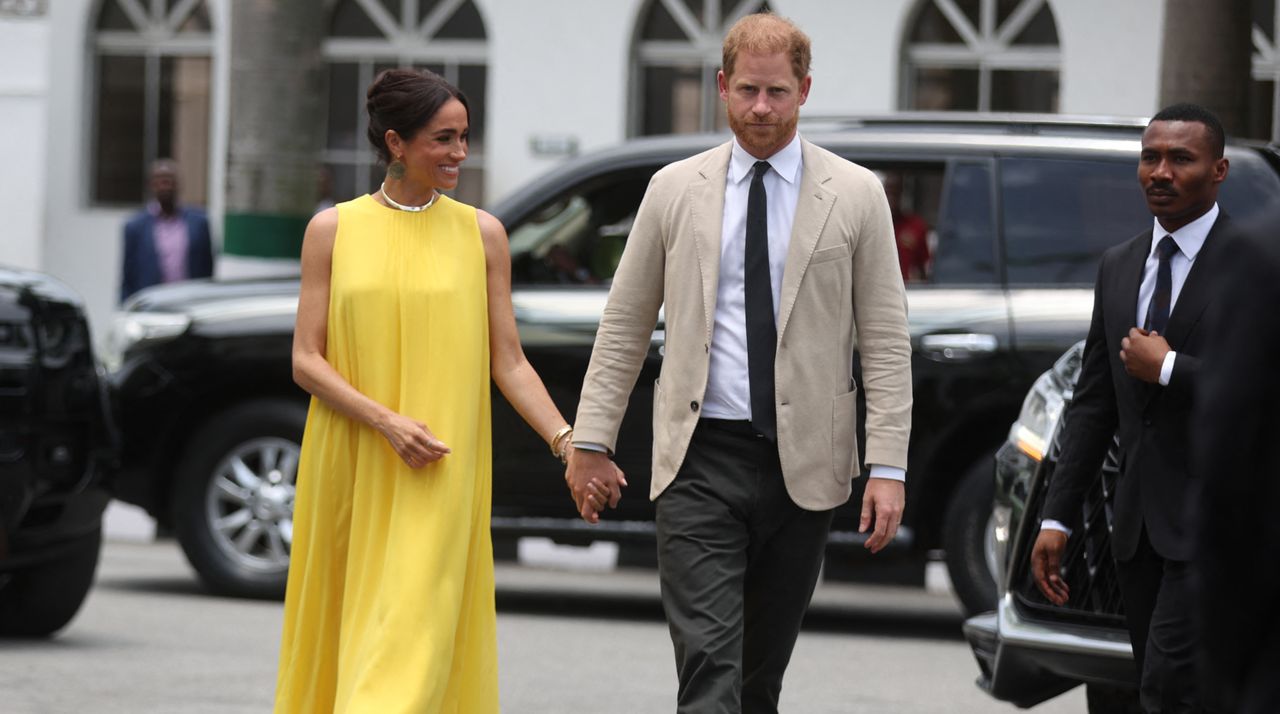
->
xmin=753 ymin=161 xmax=771 ymax=179
xmin=1157 ymin=235 xmax=1179 ymax=259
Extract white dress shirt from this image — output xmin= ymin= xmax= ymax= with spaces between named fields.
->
xmin=1042 ymin=203 xmax=1220 ymax=535
xmin=701 ymin=136 xmax=802 ymax=420
xmin=1136 ymin=202 xmax=1218 ymax=386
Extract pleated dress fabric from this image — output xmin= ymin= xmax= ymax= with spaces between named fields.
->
xmin=274 ymin=193 xmax=498 ymax=713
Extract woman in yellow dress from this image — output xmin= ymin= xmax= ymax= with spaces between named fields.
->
xmin=273 ymin=69 xmax=598 ymax=713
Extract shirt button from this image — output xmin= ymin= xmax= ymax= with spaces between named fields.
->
xmin=690 ymin=401 xmax=699 ymax=412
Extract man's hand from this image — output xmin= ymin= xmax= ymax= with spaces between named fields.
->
xmin=1120 ymin=327 xmax=1170 ymax=383
xmin=564 ymin=449 xmax=627 ymax=524
xmin=1030 ymin=529 xmax=1070 ymax=605
xmin=860 ymin=478 xmax=905 ymax=554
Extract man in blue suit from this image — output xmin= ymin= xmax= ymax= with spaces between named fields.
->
xmin=120 ymin=159 xmax=214 ymax=302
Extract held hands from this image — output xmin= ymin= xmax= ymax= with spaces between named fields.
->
xmin=860 ymin=478 xmax=905 ymax=554
xmin=1120 ymin=327 xmax=1170 ymax=384
xmin=564 ymin=449 xmax=628 ymax=524
xmin=1030 ymin=529 xmax=1070 ymax=605
xmin=378 ymin=412 xmax=451 ymax=469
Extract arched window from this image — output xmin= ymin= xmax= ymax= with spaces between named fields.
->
xmin=323 ymin=0 xmax=488 ymax=206
xmin=901 ymin=0 xmax=1060 ymax=112
xmin=632 ymin=0 xmax=769 ymax=136
xmin=1253 ymin=0 xmax=1280 ymax=141
xmin=91 ymin=0 xmax=214 ymax=205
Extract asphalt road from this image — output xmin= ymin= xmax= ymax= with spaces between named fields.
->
xmin=0 ymin=536 xmax=1089 ymax=713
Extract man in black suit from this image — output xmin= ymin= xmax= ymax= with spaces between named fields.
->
xmin=1191 ymin=228 xmax=1280 ymax=714
xmin=1030 ymin=103 xmax=1234 ymax=713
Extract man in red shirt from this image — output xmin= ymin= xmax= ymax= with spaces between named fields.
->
xmin=882 ymin=172 xmax=931 ymax=282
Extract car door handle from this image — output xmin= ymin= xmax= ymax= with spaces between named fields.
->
xmin=920 ymin=333 xmax=998 ymax=361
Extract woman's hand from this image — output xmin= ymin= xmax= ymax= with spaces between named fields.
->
xmin=378 ymin=413 xmax=451 ymax=469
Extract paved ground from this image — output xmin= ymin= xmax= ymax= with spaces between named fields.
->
xmin=0 ymin=532 xmax=1090 ymax=713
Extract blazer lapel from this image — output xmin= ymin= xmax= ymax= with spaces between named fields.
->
xmin=1114 ymin=230 xmax=1151 ymax=333
xmin=1160 ymin=213 xmax=1231 ymax=349
xmin=689 ymin=143 xmax=732 ymax=338
xmin=1111 ymin=230 xmax=1154 ymax=405
xmin=777 ymin=140 xmax=835 ymax=340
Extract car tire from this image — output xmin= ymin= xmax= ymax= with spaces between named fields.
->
xmin=1086 ymin=683 xmax=1143 ymax=713
xmin=943 ymin=451 xmax=999 ymax=616
xmin=172 ymin=399 xmax=307 ymax=599
xmin=0 ymin=527 xmax=102 ymax=637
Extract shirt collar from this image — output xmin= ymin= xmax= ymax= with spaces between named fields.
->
xmin=148 ymin=202 xmax=182 ymax=220
xmin=729 ymin=133 xmax=803 ymax=186
xmin=1150 ymin=202 xmax=1219 ymax=261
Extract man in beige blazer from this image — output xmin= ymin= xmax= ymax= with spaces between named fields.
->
xmin=566 ymin=13 xmax=912 ymax=713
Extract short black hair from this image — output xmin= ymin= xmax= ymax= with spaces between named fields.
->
xmin=1150 ymin=103 xmax=1226 ymax=158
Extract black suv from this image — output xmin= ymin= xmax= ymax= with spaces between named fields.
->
xmin=0 ymin=266 xmax=115 ymax=636
xmin=106 ymin=115 xmax=1280 ymax=606
xmin=964 ymin=340 xmax=1142 ymax=712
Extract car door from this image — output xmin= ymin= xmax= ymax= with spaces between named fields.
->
xmin=1000 ymin=154 xmax=1150 ymax=381
xmin=491 ymin=167 xmax=665 ymax=524
xmin=827 ymin=157 xmax=1018 ymax=548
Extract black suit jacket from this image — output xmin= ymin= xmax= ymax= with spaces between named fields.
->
xmin=1190 ymin=226 xmax=1280 ymax=713
xmin=1043 ymin=212 xmax=1241 ymax=562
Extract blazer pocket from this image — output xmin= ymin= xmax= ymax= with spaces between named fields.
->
xmin=832 ymin=387 xmax=860 ymax=484
xmin=809 ymin=243 xmax=851 ymax=266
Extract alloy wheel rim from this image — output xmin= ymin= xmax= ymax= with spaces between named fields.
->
xmin=204 ymin=437 xmax=299 ymax=574
xmin=983 ymin=511 xmax=1000 ymax=585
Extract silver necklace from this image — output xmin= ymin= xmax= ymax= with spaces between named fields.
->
xmin=380 ymin=182 xmax=437 ymax=212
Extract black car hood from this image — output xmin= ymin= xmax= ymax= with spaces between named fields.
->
xmin=0 ymin=265 xmax=86 ymax=309
xmin=124 ymin=278 xmax=301 ymax=313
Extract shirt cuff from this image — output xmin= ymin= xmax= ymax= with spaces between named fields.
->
xmin=1158 ymin=350 xmax=1177 ymax=386
xmin=1040 ymin=519 xmax=1072 ymax=537
xmin=868 ymin=464 xmax=906 ymax=482
xmin=572 ymin=441 xmax=609 ymax=454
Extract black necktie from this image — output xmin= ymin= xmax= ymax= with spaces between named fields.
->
xmin=1144 ymin=235 xmax=1179 ymax=334
xmin=746 ymin=161 xmax=776 ymax=441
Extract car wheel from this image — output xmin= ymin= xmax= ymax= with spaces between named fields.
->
xmin=172 ymin=399 xmax=306 ymax=599
xmin=0 ymin=527 xmax=102 ymax=636
xmin=1086 ymin=683 xmax=1143 ymax=713
xmin=943 ymin=451 xmax=999 ymax=616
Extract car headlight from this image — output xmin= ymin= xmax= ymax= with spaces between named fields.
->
xmin=1008 ymin=370 xmax=1066 ymax=462
xmin=102 ymin=311 xmax=191 ymax=372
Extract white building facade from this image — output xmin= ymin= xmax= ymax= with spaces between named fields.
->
xmin=3 ymin=0 xmax=1271 ymax=334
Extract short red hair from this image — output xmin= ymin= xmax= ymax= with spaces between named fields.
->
xmin=722 ymin=12 xmax=811 ymax=82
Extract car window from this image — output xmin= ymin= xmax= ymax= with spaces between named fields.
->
xmin=508 ymin=172 xmax=653 ymax=286
xmin=932 ymin=161 xmax=998 ymax=285
xmin=1218 ymin=149 xmax=1280 ymax=228
xmin=1001 ymin=158 xmax=1149 ymax=285
xmin=863 ymin=163 xmax=945 ymax=285
xmin=1000 ymin=151 xmax=1280 ymax=285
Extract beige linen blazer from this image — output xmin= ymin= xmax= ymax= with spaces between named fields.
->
xmin=574 ymin=138 xmax=912 ymax=510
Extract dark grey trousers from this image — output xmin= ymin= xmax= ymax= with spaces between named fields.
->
xmin=655 ymin=419 xmax=834 ymax=714
xmin=1116 ymin=529 xmax=1210 ymax=713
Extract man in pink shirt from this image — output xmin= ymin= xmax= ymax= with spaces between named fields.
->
xmin=120 ymin=159 xmax=214 ymax=302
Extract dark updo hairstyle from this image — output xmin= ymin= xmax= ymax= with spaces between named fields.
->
xmin=365 ymin=68 xmax=470 ymax=164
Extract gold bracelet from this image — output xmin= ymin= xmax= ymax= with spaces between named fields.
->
xmin=549 ymin=424 xmax=573 ymax=458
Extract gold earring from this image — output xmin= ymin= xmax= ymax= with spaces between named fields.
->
xmin=388 ymin=157 xmax=405 ymax=180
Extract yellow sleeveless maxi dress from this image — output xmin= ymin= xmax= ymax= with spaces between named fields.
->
xmin=274 ymin=194 xmax=498 ymax=713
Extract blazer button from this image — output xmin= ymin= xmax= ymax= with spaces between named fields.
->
xmin=1143 ymin=418 xmax=1152 ymax=427
xmin=690 ymin=400 xmax=699 ymax=412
